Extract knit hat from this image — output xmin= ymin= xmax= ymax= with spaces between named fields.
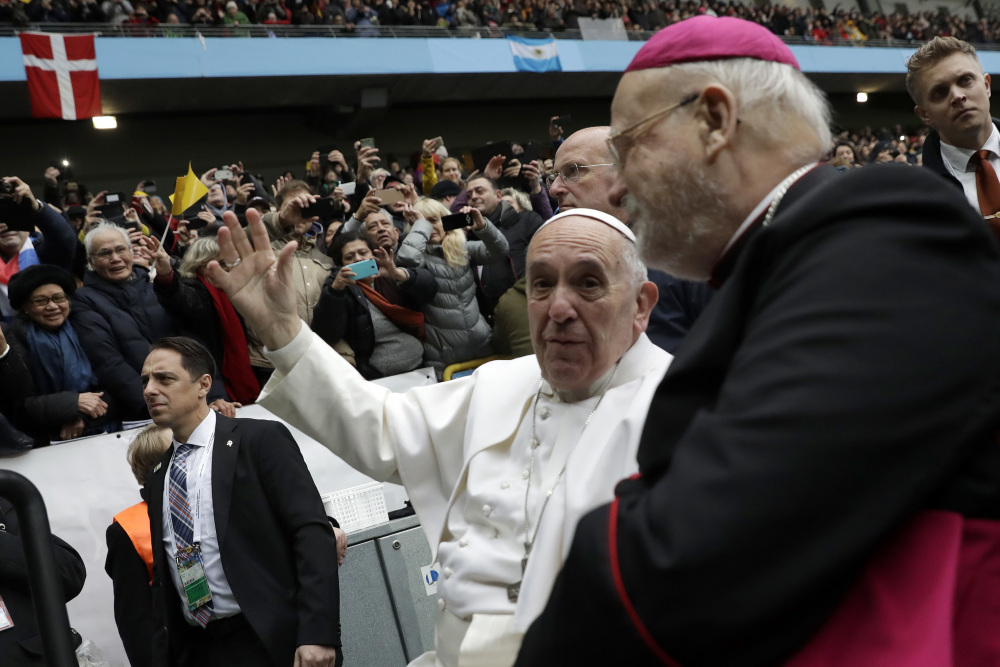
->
xmin=430 ymin=180 xmax=463 ymax=200
xmin=8 ymin=264 xmax=77 ymax=311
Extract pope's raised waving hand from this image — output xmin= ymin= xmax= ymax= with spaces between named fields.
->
xmin=203 ymin=209 xmax=303 ymax=351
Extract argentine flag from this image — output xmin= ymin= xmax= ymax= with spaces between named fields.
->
xmin=508 ymin=35 xmax=562 ymax=73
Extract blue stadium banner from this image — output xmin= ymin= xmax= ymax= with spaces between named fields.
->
xmin=507 ymin=35 xmax=562 ymax=73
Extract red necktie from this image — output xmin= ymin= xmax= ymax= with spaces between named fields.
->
xmin=972 ymin=150 xmax=1000 ymax=216
xmin=972 ymin=150 xmax=1000 ymax=241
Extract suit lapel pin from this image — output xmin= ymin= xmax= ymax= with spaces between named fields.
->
xmin=153 ymin=463 xmax=162 ymax=473
xmin=226 ymin=440 xmax=233 ymax=447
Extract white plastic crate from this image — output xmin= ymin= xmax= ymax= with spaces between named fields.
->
xmin=322 ymin=481 xmax=390 ymax=533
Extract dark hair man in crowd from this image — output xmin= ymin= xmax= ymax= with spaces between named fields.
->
xmin=547 ymin=125 xmax=713 ymax=353
xmin=516 ymin=16 xmax=1000 ymax=666
xmin=908 ymin=36 xmax=1000 ymax=231
xmin=142 ymin=336 xmax=342 ymax=667
xmin=465 ymin=175 xmax=542 ymax=318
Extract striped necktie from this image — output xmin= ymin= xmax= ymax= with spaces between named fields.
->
xmin=168 ymin=443 xmax=213 ymax=627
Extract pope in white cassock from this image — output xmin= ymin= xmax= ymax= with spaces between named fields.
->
xmin=206 ymin=205 xmax=672 ymax=667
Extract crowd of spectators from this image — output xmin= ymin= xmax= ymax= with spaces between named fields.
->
xmin=826 ymin=124 xmax=931 ymax=168
xmin=0 ymin=116 xmax=940 ymax=452
xmin=0 ymin=120 xmax=575 ymax=450
xmin=2 ymin=0 xmax=1000 ymax=47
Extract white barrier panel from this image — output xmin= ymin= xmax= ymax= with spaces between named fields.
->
xmin=0 ymin=402 xmax=412 ymax=666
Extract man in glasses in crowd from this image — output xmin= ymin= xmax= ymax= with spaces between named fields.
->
xmin=516 ymin=15 xmax=1000 ymax=666
xmin=547 ymin=126 xmax=713 ymax=353
xmin=465 ymin=176 xmax=544 ymax=318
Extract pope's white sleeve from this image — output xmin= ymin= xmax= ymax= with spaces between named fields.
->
xmin=260 ymin=323 xmax=403 ymax=483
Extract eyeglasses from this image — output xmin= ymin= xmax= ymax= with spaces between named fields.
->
xmin=92 ymin=245 xmax=132 ymax=260
xmin=29 ymin=293 xmax=68 ymax=307
xmin=606 ymin=92 xmax=699 ymax=166
xmin=545 ymin=163 xmax=615 ymax=187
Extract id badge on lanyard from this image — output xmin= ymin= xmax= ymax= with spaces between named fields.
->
xmin=176 ymin=544 xmax=213 ymax=612
xmin=174 ymin=434 xmax=215 ymax=613
xmin=0 ymin=593 xmax=13 ymax=632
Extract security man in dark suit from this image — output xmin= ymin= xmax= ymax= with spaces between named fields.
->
xmin=141 ymin=336 xmax=341 ymax=667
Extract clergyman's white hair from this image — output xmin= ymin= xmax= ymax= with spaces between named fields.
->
xmin=670 ymin=58 xmax=832 ymax=162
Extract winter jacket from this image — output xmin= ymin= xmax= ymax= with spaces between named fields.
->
xmin=0 ymin=315 xmax=118 ymax=446
xmin=312 ymin=269 xmax=436 ymax=379
xmin=397 ymin=217 xmax=509 ymax=371
xmin=70 ymin=266 xmax=177 ymax=420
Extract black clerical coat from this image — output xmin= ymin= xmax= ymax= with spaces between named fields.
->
xmin=515 ymin=164 xmax=1000 ymax=666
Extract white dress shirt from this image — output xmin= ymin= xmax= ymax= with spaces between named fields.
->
xmin=161 ymin=409 xmax=242 ymax=624
xmin=938 ymin=123 xmax=1000 ymax=211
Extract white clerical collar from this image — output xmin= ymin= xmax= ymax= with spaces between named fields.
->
xmin=940 ymin=123 xmax=1000 ymax=174
xmin=541 ymin=333 xmax=657 ymax=403
xmin=174 ymin=409 xmax=216 ymax=449
xmin=718 ymin=163 xmax=819 ymax=261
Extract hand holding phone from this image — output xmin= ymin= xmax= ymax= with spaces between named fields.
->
xmin=301 ymin=197 xmax=337 ymax=220
xmin=346 ymin=258 xmax=379 ymax=280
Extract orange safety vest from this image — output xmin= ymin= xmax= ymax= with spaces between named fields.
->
xmin=113 ymin=501 xmax=154 ymax=584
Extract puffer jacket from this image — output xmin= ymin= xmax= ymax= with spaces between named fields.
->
xmin=397 ymin=217 xmax=509 ymax=372
xmin=70 ymin=266 xmax=177 ymax=420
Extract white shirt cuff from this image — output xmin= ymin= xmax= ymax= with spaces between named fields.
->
xmin=263 ymin=320 xmax=312 ymax=371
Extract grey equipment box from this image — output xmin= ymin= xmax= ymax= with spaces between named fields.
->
xmin=339 ymin=515 xmax=438 ymax=666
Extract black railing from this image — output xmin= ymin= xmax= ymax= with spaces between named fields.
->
xmin=0 ymin=470 xmax=78 ymax=667
xmin=3 ymin=21 xmax=1000 ymax=49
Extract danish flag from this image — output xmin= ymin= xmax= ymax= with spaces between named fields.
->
xmin=19 ymin=32 xmax=102 ymax=121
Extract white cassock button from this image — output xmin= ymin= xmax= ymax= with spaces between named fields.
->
xmin=500 ymin=481 xmax=510 ymax=490
xmin=482 ymin=504 xmax=493 ymax=517
xmin=458 ymin=538 xmax=469 ymax=548
xmin=443 ymin=567 xmax=453 ymax=579
xmin=437 ymin=598 xmax=446 ymax=611
xmin=522 ymin=469 xmax=530 ymax=479
xmin=538 ymin=407 xmax=550 ymax=420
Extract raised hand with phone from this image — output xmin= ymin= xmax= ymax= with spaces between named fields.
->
xmin=277 ymin=190 xmax=320 ymax=235
xmin=356 ymin=145 xmax=381 ymax=184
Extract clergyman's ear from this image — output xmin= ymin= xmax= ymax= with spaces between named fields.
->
xmin=695 ymin=84 xmax=739 ymax=162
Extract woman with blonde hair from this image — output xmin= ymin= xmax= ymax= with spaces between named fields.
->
xmin=397 ymin=197 xmax=509 ymax=374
